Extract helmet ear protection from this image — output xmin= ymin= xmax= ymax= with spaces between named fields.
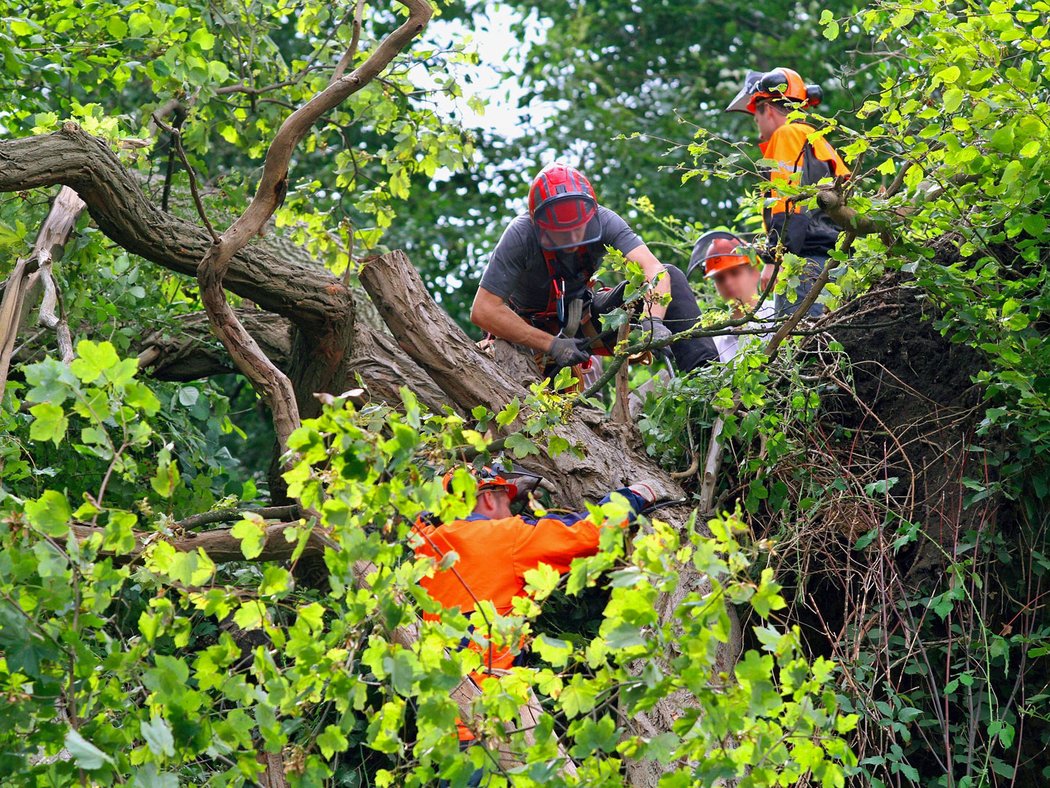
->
xmin=756 ymin=69 xmax=791 ymax=96
xmin=755 ymin=69 xmax=824 ymax=108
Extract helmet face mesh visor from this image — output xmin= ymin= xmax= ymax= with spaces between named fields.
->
xmin=533 ymin=195 xmax=601 ymax=250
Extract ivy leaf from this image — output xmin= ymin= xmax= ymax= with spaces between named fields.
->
xmin=523 ymin=562 xmax=561 ymax=601
xmin=560 ymin=675 xmax=598 ymax=719
xmin=495 ymin=397 xmax=520 ymax=428
xmin=569 ymin=716 xmax=618 ymax=758
xmin=103 ymin=510 xmax=138 ymax=555
xmin=735 ymin=651 xmax=774 ymax=685
xmin=150 ymin=445 xmax=181 ymax=499
xmin=532 ymin=634 xmax=573 ymax=668
xmin=504 ymin=432 xmax=539 ymax=459
xmin=317 ymin=724 xmax=349 ymax=759
xmin=231 ymin=513 xmax=266 ymax=560
xmin=751 ymin=568 xmax=787 ymax=618
xmin=70 ymin=340 xmax=119 ymax=384
xmin=24 ymin=490 xmax=72 ymax=537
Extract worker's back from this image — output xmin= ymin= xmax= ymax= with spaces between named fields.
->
xmin=414 ymin=514 xmax=601 ymax=619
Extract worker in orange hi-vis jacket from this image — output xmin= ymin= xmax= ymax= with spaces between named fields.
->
xmin=412 ymin=463 xmax=660 ymax=745
xmin=726 ymin=67 xmax=850 ymax=318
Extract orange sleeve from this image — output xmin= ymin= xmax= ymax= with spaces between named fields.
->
xmin=511 ymin=517 xmax=601 ymax=577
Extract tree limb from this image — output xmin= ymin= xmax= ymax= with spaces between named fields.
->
xmin=195 ymin=0 xmax=432 ymax=454
xmin=0 ymin=127 xmax=352 ymax=334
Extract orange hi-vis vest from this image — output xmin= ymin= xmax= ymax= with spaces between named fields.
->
xmin=759 ymin=121 xmax=848 ymax=218
xmin=414 ymin=513 xmax=602 ymax=669
xmin=413 ymin=512 xmax=603 ymax=741
xmin=759 ymin=121 xmax=849 ymax=255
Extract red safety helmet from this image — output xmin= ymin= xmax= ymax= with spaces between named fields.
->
xmin=442 ymin=464 xmax=519 ymax=500
xmin=528 ymin=162 xmax=602 ymax=251
xmin=687 ymin=230 xmax=754 ymax=279
xmin=725 ymin=68 xmax=824 ymax=115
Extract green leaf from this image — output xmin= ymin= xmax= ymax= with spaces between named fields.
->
xmin=191 ymin=28 xmax=216 ymax=50
xmin=533 ymin=634 xmax=573 ymax=668
xmin=150 ymin=447 xmax=181 ymax=499
xmin=936 ymin=65 xmax=961 ymax=85
xmin=523 ymin=562 xmax=561 ymax=600
xmin=141 ymin=714 xmax=175 ymax=757
xmin=106 ymin=16 xmax=128 ymax=38
xmin=127 ymin=12 xmax=152 ymax=37
xmin=548 ymin=435 xmax=570 ymax=456
xmin=317 ymin=724 xmax=349 ymax=758
xmin=495 ymin=397 xmax=520 ymax=428
xmin=70 ymin=340 xmax=120 ymax=384
xmin=570 ymin=716 xmax=618 ymax=758
xmin=819 ymin=10 xmax=840 ymax=40
xmin=24 ymin=490 xmax=72 ymax=536
xmin=504 ymin=432 xmax=539 ymax=459
xmin=103 ymin=510 xmax=138 ymax=555
xmin=64 ymin=730 xmax=114 ymax=770
xmin=231 ymin=513 xmax=266 ymax=559
xmin=942 ymin=88 xmax=964 ymax=113
xmin=735 ymin=650 xmax=774 ymax=684
xmin=1019 ymin=140 xmax=1040 ymax=159
xmin=28 ymin=402 xmax=68 ymax=446
xmin=1021 ymin=214 xmax=1047 ymax=237
xmin=560 ymin=675 xmax=598 ymax=718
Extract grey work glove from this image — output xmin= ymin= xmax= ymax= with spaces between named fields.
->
xmin=625 ymin=480 xmax=661 ymax=506
xmin=547 ymin=336 xmax=592 ymax=369
xmin=639 ymin=316 xmax=672 ymax=344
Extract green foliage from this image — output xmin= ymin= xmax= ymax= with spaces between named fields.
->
xmin=0 ymin=352 xmax=855 ymax=784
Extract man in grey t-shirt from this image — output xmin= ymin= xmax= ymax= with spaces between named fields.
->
xmin=471 ymin=162 xmax=717 ymax=374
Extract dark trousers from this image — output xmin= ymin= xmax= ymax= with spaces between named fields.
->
xmin=774 ymin=254 xmax=829 ymax=318
xmin=593 ymin=264 xmax=717 ymax=372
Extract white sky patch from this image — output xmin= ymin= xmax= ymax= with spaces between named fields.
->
xmin=410 ymin=4 xmax=554 ymax=141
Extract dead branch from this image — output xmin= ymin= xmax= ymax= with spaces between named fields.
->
xmin=0 ymin=186 xmax=85 ymax=400
xmin=71 ymin=521 xmax=328 ymax=563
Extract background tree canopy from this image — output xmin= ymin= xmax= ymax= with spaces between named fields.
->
xmin=0 ymin=0 xmax=1047 ymax=786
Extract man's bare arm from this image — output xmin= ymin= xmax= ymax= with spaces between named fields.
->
xmin=470 ymin=286 xmax=557 ymax=352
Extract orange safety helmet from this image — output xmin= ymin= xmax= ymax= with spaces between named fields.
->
xmin=442 ymin=464 xmax=519 ymax=500
xmin=725 ymin=68 xmax=824 ymax=115
xmin=688 ymin=230 xmax=754 ymax=279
